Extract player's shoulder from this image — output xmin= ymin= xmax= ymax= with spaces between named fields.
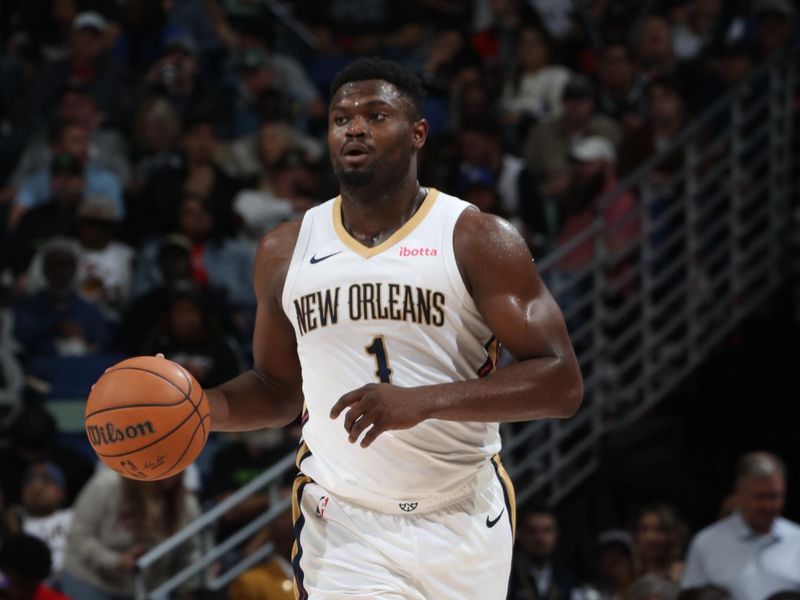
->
xmin=255 ymin=218 xmax=308 ymax=270
xmin=452 ymin=201 xmax=530 ymax=262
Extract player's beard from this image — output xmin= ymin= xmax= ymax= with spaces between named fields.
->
xmin=338 ymin=167 xmax=376 ymax=188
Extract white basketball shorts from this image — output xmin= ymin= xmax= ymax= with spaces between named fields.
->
xmin=290 ymin=457 xmax=515 ymax=599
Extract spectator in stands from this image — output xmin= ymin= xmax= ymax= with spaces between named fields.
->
xmin=0 ymin=405 xmax=94 ymax=508
xmin=633 ymin=504 xmax=689 ymax=582
xmin=218 ymin=111 xmax=324 ymax=182
xmin=7 ymin=85 xmax=130 ymax=193
xmin=12 ymin=238 xmax=110 ymax=363
xmin=626 ymin=575 xmax=680 ymax=600
xmin=671 ymin=0 xmax=727 ymax=62
xmin=752 ymin=0 xmax=797 ymax=58
xmin=140 ymin=32 xmax=218 ymax=123
xmin=507 ymin=507 xmax=575 ymax=600
xmin=500 ymin=23 xmax=571 ymax=139
xmin=523 ymin=74 xmax=622 ymax=201
xmin=133 ymin=113 xmax=241 ymax=239
xmin=70 ymin=196 xmax=133 ymax=319
xmin=453 ymin=123 xmax=542 ymax=229
xmin=61 ymin=469 xmax=201 ymax=600
xmin=618 ymin=75 xmax=689 ymax=181
xmin=233 ymin=121 xmax=319 ymax=245
xmin=5 ymin=463 xmax=73 ymax=585
xmin=0 ymin=534 xmax=71 ymax=600
xmin=573 ymin=530 xmax=636 ymax=600
xmin=556 ymin=137 xmax=638 ymax=276
xmin=418 ymin=28 xmax=482 ymax=138
xmin=25 ymin=197 xmax=133 ymax=321
xmin=9 ymin=120 xmax=123 ymax=230
xmin=30 ymin=12 xmax=130 ymax=130
xmin=7 ymin=154 xmax=85 ymax=281
xmin=471 ymin=0 xmax=539 ymax=76
xmin=226 ymin=41 xmax=323 ymax=139
xmin=595 ymin=41 xmax=648 ymax=130
xmin=141 ymin=288 xmax=242 ymax=388
xmin=682 ymin=451 xmax=800 ymax=599
xmin=677 ymin=585 xmax=731 ymax=600
xmin=128 ymin=96 xmax=182 ymax=196
xmin=117 ymin=233 xmax=235 ymax=353
xmin=635 ymin=16 xmax=678 ymax=81
xmin=133 ymin=195 xmax=255 ymax=315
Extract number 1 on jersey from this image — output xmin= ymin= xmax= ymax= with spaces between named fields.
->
xmin=365 ymin=336 xmax=393 ymax=383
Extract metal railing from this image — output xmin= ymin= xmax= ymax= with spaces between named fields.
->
xmin=134 ymin=45 xmax=797 ymax=599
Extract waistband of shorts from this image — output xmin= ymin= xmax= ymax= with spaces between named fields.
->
xmin=317 ymin=461 xmax=497 ymax=516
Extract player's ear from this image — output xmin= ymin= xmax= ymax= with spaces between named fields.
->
xmin=411 ymin=118 xmax=428 ymax=153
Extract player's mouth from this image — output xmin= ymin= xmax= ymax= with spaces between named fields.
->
xmin=341 ymin=143 xmax=372 ymax=166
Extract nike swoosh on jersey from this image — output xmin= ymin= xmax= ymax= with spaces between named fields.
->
xmin=310 ymin=251 xmax=343 ymax=264
xmin=486 ymin=508 xmax=505 ymax=528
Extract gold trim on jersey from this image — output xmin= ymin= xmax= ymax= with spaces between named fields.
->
xmin=491 ymin=453 xmax=517 ymax=539
xmin=295 ymin=440 xmax=312 ymax=469
xmin=332 ymin=188 xmax=440 ymax=258
xmin=291 ymin=474 xmax=313 ymax=600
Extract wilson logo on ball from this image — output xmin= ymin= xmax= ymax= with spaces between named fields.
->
xmin=87 ymin=421 xmax=156 ymax=446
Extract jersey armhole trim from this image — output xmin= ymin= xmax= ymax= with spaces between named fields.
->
xmin=280 ymin=208 xmax=316 ymax=316
xmin=443 ymin=203 xmax=479 ymax=307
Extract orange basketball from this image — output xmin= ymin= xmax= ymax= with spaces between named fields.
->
xmin=85 ymin=355 xmax=210 ymax=481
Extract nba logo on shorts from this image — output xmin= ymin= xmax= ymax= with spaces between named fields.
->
xmin=316 ymin=495 xmax=330 ymax=518
xmin=399 ymin=502 xmax=418 ymax=512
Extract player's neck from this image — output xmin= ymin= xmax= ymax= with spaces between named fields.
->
xmin=339 ymin=176 xmax=425 ymax=248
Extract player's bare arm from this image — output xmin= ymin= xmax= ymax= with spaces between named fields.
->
xmin=208 ymin=221 xmax=305 ymax=431
xmin=331 ymin=209 xmax=583 ymax=447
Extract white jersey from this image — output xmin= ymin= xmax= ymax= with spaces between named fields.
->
xmin=281 ymin=188 xmax=502 ymax=511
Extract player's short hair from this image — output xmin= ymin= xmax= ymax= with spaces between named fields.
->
xmin=330 ymin=57 xmax=426 ymax=120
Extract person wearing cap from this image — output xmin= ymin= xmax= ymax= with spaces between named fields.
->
xmin=227 ymin=38 xmax=324 ymax=138
xmin=30 ymin=10 xmax=128 ymax=130
xmin=73 ymin=196 xmax=133 ymax=318
xmin=5 ymin=463 xmax=73 ymax=583
xmin=7 ymin=154 xmax=85 ymax=278
xmin=523 ymin=73 xmax=622 ymax=198
xmin=556 ymin=136 xmax=638 ymax=275
xmin=10 ymin=118 xmax=124 ymax=230
xmin=682 ymin=452 xmax=800 ymax=600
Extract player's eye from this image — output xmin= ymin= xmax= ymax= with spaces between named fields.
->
xmin=333 ymin=116 xmax=348 ymax=126
xmin=370 ymin=112 xmax=387 ymax=121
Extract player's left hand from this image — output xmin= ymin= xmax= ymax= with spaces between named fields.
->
xmin=330 ymin=384 xmax=429 ymax=448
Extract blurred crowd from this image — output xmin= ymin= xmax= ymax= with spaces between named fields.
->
xmin=0 ymin=0 xmax=798 ymax=599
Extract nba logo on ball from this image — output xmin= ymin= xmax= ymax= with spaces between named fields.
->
xmin=84 ymin=355 xmax=210 ymax=481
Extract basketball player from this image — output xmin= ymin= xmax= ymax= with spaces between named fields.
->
xmin=206 ymin=57 xmax=583 ymax=599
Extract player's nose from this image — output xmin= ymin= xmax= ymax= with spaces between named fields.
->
xmin=345 ymin=115 xmax=368 ymax=137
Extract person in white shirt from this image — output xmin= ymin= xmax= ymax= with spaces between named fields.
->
xmin=682 ymin=451 xmax=800 ymax=600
